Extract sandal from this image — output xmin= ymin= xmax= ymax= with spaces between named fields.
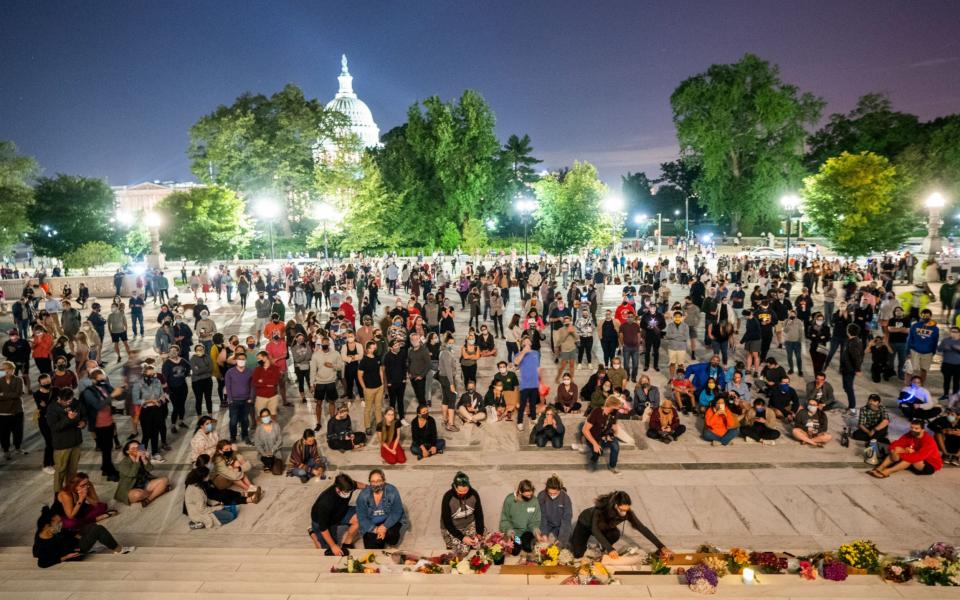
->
xmin=867 ymin=469 xmax=888 ymax=479
xmin=141 ymin=497 xmax=152 ymax=508
xmin=105 ymin=509 xmax=119 ymax=518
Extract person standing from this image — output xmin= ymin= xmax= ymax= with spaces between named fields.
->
xmin=252 ymin=352 xmax=282 ymax=426
xmin=190 ymin=343 xmax=214 ymax=416
xmin=34 ymin=373 xmax=56 ymax=473
xmin=310 ymin=336 xmax=342 ymax=432
xmin=618 ymin=313 xmax=641 ymax=381
xmin=514 ymin=337 xmax=540 ymax=432
xmin=640 ymin=304 xmax=665 ymax=372
xmin=358 ymin=341 xmax=385 ymax=437
xmin=106 ymin=304 xmax=130 ymax=364
xmin=406 ymin=333 xmax=431 ymax=408
xmin=383 ymin=339 xmax=408 ymax=425
xmin=47 ymin=388 xmax=84 ymax=493
xmin=79 ymin=368 xmax=123 ymax=481
xmin=839 ymin=323 xmax=864 ymax=414
xmin=908 ymin=309 xmax=939 ymax=385
xmin=161 ymin=347 xmax=191 ymax=432
xmin=128 ymin=292 xmax=145 ymax=340
xmin=0 ymin=362 xmax=27 ymax=460
xmin=225 ymin=352 xmax=254 ymax=444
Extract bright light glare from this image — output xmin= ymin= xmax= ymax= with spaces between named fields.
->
xmin=485 ymin=218 xmax=496 ymax=230
xmin=254 ymin=197 xmax=280 ymax=219
xmin=515 ymin=198 xmax=536 ymax=214
xmin=603 ymin=196 xmax=624 ymax=213
xmin=313 ymin=202 xmax=342 ymax=223
xmin=144 ymin=211 xmax=162 ymax=228
xmin=674 ymin=209 xmax=681 ymax=216
xmin=633 ymin=214 xmax=646 ymax=225
xmin=115 ymin=210 xmax=134 ymax=226
xmin=926 ymin=192 xmax=947 ymax=209
xmin=780 ymin=194 xmax=801 ymax=210
xmin=132 ymin=265 xmax=146 ymax=275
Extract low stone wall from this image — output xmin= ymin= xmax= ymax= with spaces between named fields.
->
xmin=0 ymin=274 xmax=143 ymax=300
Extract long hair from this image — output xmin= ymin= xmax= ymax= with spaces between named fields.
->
xmin=594 ymin=490 xmax=631 ymax=529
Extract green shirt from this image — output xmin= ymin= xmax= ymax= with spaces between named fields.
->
xmin=499 ymin=493 xmax=541 ymax=537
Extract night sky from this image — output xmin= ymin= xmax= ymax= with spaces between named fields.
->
xmin=2 ymin=0 xmax=959 ymax=187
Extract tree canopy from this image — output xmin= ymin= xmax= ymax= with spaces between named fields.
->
xmin=28 ymin=175 xmax=118 ymax=258
xmin=498 ymin=133 xmax=541 ymax=199
xmin=671 ymin=53 xmax=823 ymax=233
xmin=156 ymin=186 xmax=251 ymax=262
xmin=63 ymin=241 xmax=123 ymax=275
xmin=0 ymin=141 xmax=38 ymax=255
xmin=802 ymin=151 xmax=910 ymax=257
xmin=534 ymin=161 xmax=607 ymax=255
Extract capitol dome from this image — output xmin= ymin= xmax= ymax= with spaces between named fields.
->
xmin=321 ymin=55 xmax=380 ymax=151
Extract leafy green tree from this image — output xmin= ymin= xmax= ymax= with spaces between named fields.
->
xmin=188 ymin=84 xmax=349 ymax=234
xmin=28 ymin=175 xmax=119 ymax=258
xmin=375 ymin=90 xmax=503 ymax=245
xmin=63 ymin=241 xmax=123 ymax=275
xmin=802 ymin=151 xmax=910 ymax=256
xmin=335 ymin=156 xmax=405 ymax=252
xmin=656 ymin=158 xmax=704 ymax=222
xmin=671 ymin=53 xmax=823 ymax=233
xmin=896 ymin=114 xmax=960 ymax=201
xmin=805 ymin=93 xmax=921 ymax=171
xmin=534 ymin=161 xmax=607 ymax=255
xmin=621 ymin=172 xmax=655 ymax=217
xmin=0 ymin=142 xmax=38 ymax=254
xmin=498 ymin=134 xmax=542 ymax=198
xmin=460 ymin=217 xmax=489 ymax=253
xmin=122 ymin=221 xmax=151 ymax=258
xmin=156 ymin=186 xmax=251 ymax=262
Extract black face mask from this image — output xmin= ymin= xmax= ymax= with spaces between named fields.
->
xmin=257 ymin=360 xmax=265 ymax=367
xmin=222 ymin=451 xmax=234 ymax=459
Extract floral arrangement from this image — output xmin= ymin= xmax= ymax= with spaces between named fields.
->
xmin=701 ymin=555 xmax=728 ymax=577
xmin=528 ymin=541 xmax=574 ymax=566
xmin=483 ymin=543 xmax=505 ymax=564
xmin=647 ymin=556 xmax=671 ymax=575
xmin=483 ymin=531 xmax=515 ymax=555
xmin=882 ymin=561 xmax=912 ymax=584
xmin=799 ymin=560 xmax=816 ymax=580
xmin=331 ymin=552 xmax=379 ymax=574
xmin=837 ymin=539 xmax=880 ymax=572
xmin=822 ymin=560 xmax=848 ymax=582
xmin=451 ymin=552 xmax=491 ymax=575
xmin=914 ymin=544 xmax=960 ymax=586
xmin=561 ymin=560 xmax=616 ymax=585
xmin=749 ymin=551 xmax=788 ymax=574
xmin=684 ymin=564 xmax=719 ymax=595
xmin=727 ymin=547 xmax=750 ymax=574
xmin=468 ymin=553 xmax=492 ymax=574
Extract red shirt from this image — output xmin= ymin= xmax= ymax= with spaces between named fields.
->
xmin=252 ymin=363 xmax=282 ymax=398
xmin=340 ymin=302 xmax=356 ymax=327
xmin=265 ymin=339 xmax=287 ymax=370
xmin=614 ymin=303 xmax=636 ymax=325
xmin=890 ymin=431 xmax=942 ymax=471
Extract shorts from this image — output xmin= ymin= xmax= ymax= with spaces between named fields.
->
xmin=774 ymin=323 xmax=784 ymax=334
xmin=254 ymin=317 xmax=268 ymax=334
xmin=688 ymin=327 xmax=697 ymax=339
xmin=13 ymin=362 xmax=28 ymax=375
xmin=559 ymin=350 xmax=577 ymax=360
xmin=744 ymin=340 xmax=762 ymax=354
xmin=313 ymin=382 xmax=338 ymax=403
xmin=110 ymin=331 xmax=128 ymax=343
xmin=909 ymin=462 xmax=936 ymax=475
xmin=668 ymin=350 xmax=687 ymax=365
xmin=910 ymin=351 xmax=933 ymax=372
xmin=131 ymin=405 xmax=142 ymax=418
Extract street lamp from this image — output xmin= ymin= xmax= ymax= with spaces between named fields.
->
xmin=515 ymin=195 xmax=536 ymax=262
xmin=144 ymin=211 xmax=165 ymax=269
xmin=780 ymin=194 xmax=801 ymax=270
xmin=918 ymin=192 xmax=948 ymax=279
xmin=254 ymin=197 xmax=280 ymax=261
xmin=633 ymin=213 xmax=645 ymax=240
xmin=312 ymin=202 xmax=342 ymax=261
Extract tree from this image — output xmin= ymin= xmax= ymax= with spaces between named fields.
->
xmin=460 ymin=217 xmax=489 ymax=253
xmin=621 ymin=172 xmax=655 ymax=217
xmin=335 ymin=156 xmax=405 ymax=252
xmin=805 ymin=93 xmax=921 ymax=171
xmin=498 ymin=134 xmax=541 ymax=198
xmin=375 ymin=90 xmax=503 ymax=245
xmin=156 ymin=186 xmax=251 ymax=262
xmin=896 ymin=114 xmax=960 ymax=201
xmin=62 ymin=241 xmax=123 ymax=275
xmin=122 ymin=221 xmax=151 ymax=258
xmin=28 ymin=175 xmax=118 ymax=258
xmin=534 ymin=161 xmax=607 ymax=255
xmin=188 ymin=84 xmax=349 ymax=233
xmin=802 ymin=151 xmax=910 ymax=257
xmin=0 ymin=142 xmax=38 ymax=254
xmin=671 ymin=53 xmax=824 ymax=233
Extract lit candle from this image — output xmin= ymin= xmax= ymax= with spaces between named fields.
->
xmin=742 ymin=567 xmax=755 ymax=585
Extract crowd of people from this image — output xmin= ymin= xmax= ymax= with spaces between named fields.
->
xmin=1 ymin=243 xmax=955 ymax=566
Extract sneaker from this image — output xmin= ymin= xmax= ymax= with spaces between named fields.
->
xmin=744 ymin=437 xmax=757 ymax=444
xmin=571 ymin=443 xmax=581 ymax=451
xmin=151 ymin=454 xmax=166 ymax=463
xmin=169 ymin=425 xmax=178 ymax=434
xmin=116 ymin=546 xmax=136 ymax=554
xmin=161 ymin=444 xmax=172 ymax=452
xmin=848 ymin=408 xmax=858 ymax=416
xmin=299 ymin=474 xmax=310 ymax=484
xmin=189 ymin=522 xmax=206 ymax=530
xmin=762 ymin=440 xmax=776 ymax=446
xmin=609 ymin=466 xmax=620 ymax=474
xmin=3 ymin=451 xmax=11 ymax=460
xmin=314 ymin=423 xmax=322 ymax=432
xmin=711 ymin=441 xmax=717 ymax=447
xmin=42 ymin=466 xmax=55 ymax=475
xmin=126 ymin=433 xmax=139 ymax=441
xmin=243 ymin=438 xmax=253 ymax=446
xmin=517 ymin=423 xmax=524 ymax=432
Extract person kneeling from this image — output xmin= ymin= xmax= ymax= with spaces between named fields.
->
xmin=288 ymin=429 xmax=328 ymax=483
xmin=532 ymin=405 xmax=565 ymax=448
xmin=646 ymin=398 xmax=685 ymax=444
xmin=869 ymin=419 xmax=943 ymax=478
xmin=741 ymin=399 xmax=781 ymax=445
xmin=569 ymin=491 xmax=671 ymax=561
xmin=792 ymin=400 xmax=832 ymax=447
xmin=500 ymin=479 xmax=546 ymax=553
xmin=356 ymin=469 xmax=405 ymax=549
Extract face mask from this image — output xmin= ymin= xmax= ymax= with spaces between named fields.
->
xmin=370 ymin=483 xmax=384 ymax=493
xmin=779 ymin=384 xmax=789 ymax=391
xmin=707 ymin=383 xmax=715 ymax=390
xmin=321 ymin=344 xmax=330 ymax=351
xmin=337 ymin=490 xmax=352 ymax=499
xmin=204 ymin=423 xmax=215 ymax=433
xmin=616 ymin=508 xmax=628 ymax=518
xmin=815 ymin=319 xmax=824 ymax=326
xmin=807 ymin=405 xmax=818 ymax=414
xmin=222 ymin=451 xmax=234 ymax=459
xmin=261 ymin=416 xmax=271 ymax=424
xmin=547 ymin=491 xmax=560 ymax=500
xmin=673 ymin=318 xmax=682 ymax=324
xmin=949 ymin=415 xmax=958 ymax=424
xmin=51 ymin=523 xmax=62 ymax=534
xmin=257 ymin=360 xmax=265 ymax=367
xmin=247 ymin=343 xmax=256 ymax=349
xmin=56 ymin=363 xmax=66 ymax=370
xmin=911 ymin=430 xmax=922 ymax=438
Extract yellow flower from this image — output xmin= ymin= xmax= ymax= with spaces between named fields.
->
xmin=548 ymin=546 xmax=560 ymax=560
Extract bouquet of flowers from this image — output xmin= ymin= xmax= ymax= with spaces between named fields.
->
xmin=483 ymin=531 xmax=515 ymax=556
xmin=483 ymin=543 xmax=505 ymax=565
xmin=749 ymin=551 xmax=788 ymax=574
xmin=331 ymin=552 xmax=379 ymax=574
xmin=727 ymin=547 xmax=750 ymax=575
xmin=647 ymin=555 xmax=671 ymax=575
xmin=882 ymin=560 xmax=912 ymax=584
xmin=799 ymin=560 xmax=817 ymax=581
xmin=562 ymin=560 xmax=617 ymax=585
xmin=452 ymin=552 xmax=492 ymax=575
xmin=914 ymin=544 xmax=960 ymax=586
xmin=822 ymin=560 xmax=848 ymax=582
xmin=701 ymin=555 xmax=728 ymax=577
xmin=530 ymin=541 xmax=574 ymax=566
xmin=684 ymin=564 xmax=719 ymax=595
xmin=837 ymin=539 xmax=880 ymax=572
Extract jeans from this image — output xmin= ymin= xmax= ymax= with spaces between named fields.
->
xmin=589 ymin=438 xmax=620 ymax=468
xmin=622 ymin=346 xmax=640 ymax=380
xmin=535 ymin=427 xmax=564 ymax=448
xmin=577 ymin=337 xmax=594 ymax=364
xmin=518 ymin=388 xmax=538 ymax=424
xmin=506 ymin=342 xmax=518 ymax=363
xmin=289 ymin=457 xmax=324 ymax=478
xmin=841 ymin=372 xmax=857 ymax=409
xmin=943 ymin=362 xmax=960 ymax=397
xmin=643 ymin=331 xmax=660 ymax=370
xmin=891 ymin=342 xmax=908 ymax=377
xmin=78 ymin=523 xmax=119 ymax=553
xmin=93 ymin=424 xmax=118 ymax=477
xmin=710 ymin=341 xmax=728 ymax=365
xmin=140 ymin=405 xmax=164 ymax=455
xmin=131 ymin=312 xmax=144 ymax=336
xmin=0 ymin=413 xmax=24 ymax=452
xmin=228 ymin=402 xmax=250 ymax=440
xmin=824 ymin=338 xmax=845 ymax=369
xmin=784 ymin=341 xmax=803 ymax=374
xmin=702 ymin=427 xmax=739 ymax=445
xmin=410 ymin=437 xmax=446 ymax=458
xmin=213 ymin=504 xmax=239 ymax=525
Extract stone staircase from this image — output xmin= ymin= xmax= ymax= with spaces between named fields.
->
xmin=0 ymin=546 xmax=952 ymax=600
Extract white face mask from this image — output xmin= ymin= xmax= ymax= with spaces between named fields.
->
xmin=807 ymin=404 xmax=818 ymax=414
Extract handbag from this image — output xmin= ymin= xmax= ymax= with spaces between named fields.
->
xmin=270 ymin=455 xmax=284 ymax=476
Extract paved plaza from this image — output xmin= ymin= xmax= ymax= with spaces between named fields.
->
xmin=0 ymin=255 xmax=958 ymax=563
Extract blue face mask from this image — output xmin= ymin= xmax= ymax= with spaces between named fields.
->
xmin=779 ymin=384 xmax=789 ymax=391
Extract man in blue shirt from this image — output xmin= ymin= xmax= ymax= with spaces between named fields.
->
xmin=514 ymin=337 xmax=540 ymax=432
xmin=355 ymin=468 xmax=405 ymax=549
xmin=908 ymin=309 xmax=939 ymax=385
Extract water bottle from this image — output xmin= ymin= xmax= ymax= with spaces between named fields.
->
xmin=840 ymin=427 xmax=850 ymax=448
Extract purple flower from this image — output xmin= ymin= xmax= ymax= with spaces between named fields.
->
xmin=823 ymin=561 xmax=848 ymax=582
xmin=685 ymin=564 xmax=719 ymax=587
xmin=927 ymin=542 xmax=958 ymax=561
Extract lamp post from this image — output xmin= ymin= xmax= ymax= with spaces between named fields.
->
xmin=780 ymin=194 xmax=800 ymax=271
xmin=313 ymin=202 xmax=342 ymax=262
xmin=655 ymin=212 xmax=662 ymax=258
xmin=917 ymin=191 xmax=947 ymax=281
xmin=515 ymin=195 xmax=536 ymax=262
xmin=633 ymin=213 xmax=644 ymax=240
xmin=255 ymin=197 xmax=279 ymax=261
xmin=144 ymin=211 xmax=165 ymax=269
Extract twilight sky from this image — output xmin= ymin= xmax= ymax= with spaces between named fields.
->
xmin=1 ymin=0 xmax=959 ymax=188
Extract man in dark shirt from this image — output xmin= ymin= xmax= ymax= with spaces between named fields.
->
xmin=358 ymin=342 xmax=385 ymax=436
xmin=309 ymin=474 xmax=365 ymax=556
xmin=618 ymin=313 xmax=641 ymax=382
xmin=887 ymin=308 xmax=910 ymax=379
xmin=582 ymin=396 xmax=621 ymax=473
xmin=756 ymin=301 xmax=777 ymax=361
xmin=640 ymin=305 xmax=665 ymax=372
xmin=383 ymin=339 xmax=408 ymax=424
